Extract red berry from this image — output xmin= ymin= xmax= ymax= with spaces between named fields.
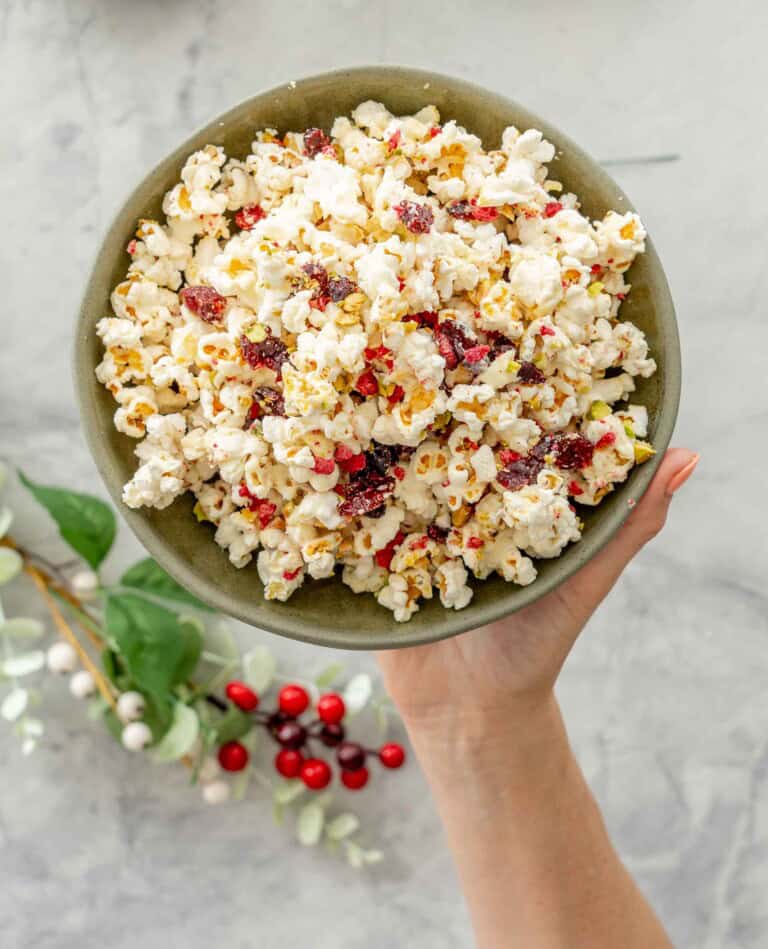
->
xmin=312 ymin=455 xmax=336 ymax=475
xmin=379 ymin=742 xmax=406 ymax=769
xmin=300 ymin=758 xmax=332 ymax=790
xmin=341 ymin=767 xmax=369 ymax=790
xmin=317 ymin=693 xmax=346 ymax=725
xmin=275 ymin=720 xmax=307 ymax=749
xmin=319 ymin=723 xmax=345 ymax=747
xmin=225 ymin=680 xmax=259 ymax=712
xmin=336 ymin=741 xmax=366 ymax=771
xmin=234 ymin=203 xmax=266 ymax=230
xmin=354 ymin=369 xmax=379 ymax=397
xmin=274 ymin=748 xmax=304 ymax=778
xmin=278 ymin=683 xmax=310 ymax=717
xmin=218 ymin=741 xmax=249 ymax=772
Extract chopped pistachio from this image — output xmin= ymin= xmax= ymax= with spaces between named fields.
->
xmin=244 ymin=324 xmax=267 ymax=343
xmin=193 ymin=501 xmax=208 ymax=523
xmin=623 ymin=421 xmax=636 ymax=438
xmin=634 ymin=441 xmax=655 ymax=463
xmin=588 ymin=400 xmax=611 ymax=420
xmin=587 ymin=281 xmax=604 ymax=298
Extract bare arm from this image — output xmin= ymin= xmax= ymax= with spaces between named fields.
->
xmin=378 ymin=448 xmax=698 ymax=948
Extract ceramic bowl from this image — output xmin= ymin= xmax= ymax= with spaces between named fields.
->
xmin=74 ymin=66 xmax=680 ymax=650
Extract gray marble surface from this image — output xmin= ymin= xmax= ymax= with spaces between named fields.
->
xmin=1 ymin=0 xmax=767 ymax=946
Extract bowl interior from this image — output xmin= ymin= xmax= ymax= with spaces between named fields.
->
xmin=75 ymin=66 xmax=680 ymax=650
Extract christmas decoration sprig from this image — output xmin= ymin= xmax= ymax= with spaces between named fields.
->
xmin=0 ymin=461 xmax=403 ymax=866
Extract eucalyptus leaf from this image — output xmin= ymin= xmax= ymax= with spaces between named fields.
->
xmin=363 ymin=849 xmax=384 ymax=864
xmin=314 ymin=662 xmax=346 ymax=689
xmin=345 ymin=840 xmax=364 ymax=869
xmin=343 ymin=673 xmax=373 ymax=715
xmin=242 ymin=645 xmax=277 ymax=692
xmin=274 ymin=780 xmax=306 ymax=805
xmin=0 ymin=548 xmax=22 ymax=585
xmin=1 ymin=687 xmax=28 ymax=721
xmin=120 ymin=558 xmax=213 ymax=611
xmin=296 ymin=802 xmax=325 ymax=846
xmin=0 ymin=617 xmax=45 ymax=640
xmin=1 ymin=651 xmax=45 ymax=677
xmin=211 ymin=706 xmax=252 ymax=745
xmin=204 ymin=620 xmax=239 ymax=662
xmin=105 ymin=593 xmax=202 ymax=696
xmin=325 ymin=813 xmax=360 ymax=841
xmin=272 ymin=801 xmax=285 ymax=826
xmin=19 ymin=471 xmax=115 ymax=569
xmin=87 ymin=696 xmax=109 ymax=721
xmin=152 ymin=702 xmax=200 ymax=762
xmin=0 ymin=505 xmax=13 ymax=539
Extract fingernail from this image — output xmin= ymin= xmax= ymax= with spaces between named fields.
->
xmin=667 ymin=453 xmax=700 ymax=496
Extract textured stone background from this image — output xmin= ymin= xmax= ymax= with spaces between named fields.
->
xmin=1 ymin=1 xmax=767 ymax=946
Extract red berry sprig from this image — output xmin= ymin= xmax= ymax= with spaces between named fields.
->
xmin=214 ymin=682 xmax=406 ymax=792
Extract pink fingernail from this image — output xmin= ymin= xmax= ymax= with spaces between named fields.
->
xmin=667 ymin=454 xmax=700 ymax=496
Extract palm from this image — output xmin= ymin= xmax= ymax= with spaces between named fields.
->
xmin=377 ymin=449 xmax=694 ymax=720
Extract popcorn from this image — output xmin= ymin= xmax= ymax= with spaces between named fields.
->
xmin=96 ymin=101 xmax=656 ymax=624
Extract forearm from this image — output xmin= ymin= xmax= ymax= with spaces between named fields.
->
xmin=404 ymin=695 xmax=672 ymax=949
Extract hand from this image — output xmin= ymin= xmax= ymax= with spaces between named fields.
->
xmin=377 ymin=448 xmax=699 ymax=727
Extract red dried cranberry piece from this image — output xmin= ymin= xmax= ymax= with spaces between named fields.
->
xmin=496 ymin=455 xmax=545 ymax=491
xmin=245 ymin=386 xmax=286 ymax=426
xmin=394 ymin=201 xmax=434 ymax=234
xmin=312 ymin=455 xmax=335 ymax=475
xmin=463 ymin=344 xmax=490 ymax=364
xmin=366 ymin=442 xmax=399 ymax=476
xmin=471 ymin=203 xmax=498 ymax=222
xmin=568 ymin=480 xmax=584 ymax=497
xmin=387 ymin=385 xmax=405 ymax=405
xmin=551 ymin=434 xmax=594 ymax=470
xmin=375 ymin=531 xmax=405 ymax=570
xmin=328 ymin=276 xmax=357 ymax=302
xmin=240 ymin=333 xmax=289 ymax=376
xmin=338 ymin=486 xmax=392 ymax=518
xmin=180 ymin=286 xmax=227 ymax=323
xmin=408 ymin=311 xmax=439 ymax=330
xmin=426 ymin=523 xmax=449 ymax=542
xmin=466 ymin=536 xmax=484 ymax=549
xmin=354 ymin=370 xmax=379 ymax=397
xmin=543 ymin=201 xmax=563 ymax=218
xmin=446 ymin=201 xmax=475 ymax=221
xmin=517 ymin=361 xmax=546 ymax=384
xmin=595 ymin=431 xmax=617 ymax=451
xmin=234 ymin=203 xmax=266 ymax=230
xmin=498 ymin=449 xmax=521 ymax=465
xmin=303 ymin=128 xmax=331 ymax=157
xmin=487 ymin=332 xmax=516 ymax=356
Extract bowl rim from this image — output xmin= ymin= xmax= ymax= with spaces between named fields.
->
xmin=74 ymin=64 xmax=681 ymax=650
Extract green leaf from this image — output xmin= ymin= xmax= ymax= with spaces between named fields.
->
xmin=211 ymin=706 xmax=252 ymax=744
xmin=242 ymin=645 xmax=277 ymax=692
xmin=362 ymin=849 xmax=384 ymax=865
xmin=105 ymin=593 xmax=202 ymax=696
xmin=152 ymin=701 xmax=200 ymax=762
xmin=345 ymin=840 xmax=364 ymax=868
xmin=19 ymin=471 xmax=115 ymax=569
xmin=0 ymin=460 xmax=7 ymax=490
xmin=314 ymin=662 xmax=346 ymax=689
xmin=1 ymin=651 xmax=45 ymax=677
xmin=0 ymin=548 xmax=22 ymax=585
xmin=326 ymin=813 xmax=360 ymax=841
xmin=0 ymin=505 xmax=13 ymax=539
xmin=296 ymin=801 xmax=325 ymax=846
xmin=1 ymin=687 xmax=28 ymax=721
xmin=231 ymin=768 xmax=251 ymax=801
xmin=0 ymin=617 xmax=45 ymax=640
xmin=120 ymin=558 xmax=213 ymax=611
xmin=343 ymin=673 xmax=372 ymax=715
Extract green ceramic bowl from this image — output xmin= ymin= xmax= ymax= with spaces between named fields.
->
xmin=74 ymin=66 xmax=680 ymax=650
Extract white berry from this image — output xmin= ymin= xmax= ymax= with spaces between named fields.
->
xmin=121 ymin=721 xmax=153 ymax=752
xmin=47 ymin=641 xmax=78 ymax=674
xmin=70 ymin=569 xmax=100 ymax=598
xmin=116 ymin=690 xmax=145 ymax=724
xmin=197 ymin=757 xmax=221 ymax=784
xmin=69 ymin=670 xmax=96 ymax=698
xmin=202 ymin=780 xmax=230 ymax=805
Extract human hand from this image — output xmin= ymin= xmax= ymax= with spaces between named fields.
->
xmin=377 ymin=448 xmax=699 ymax=729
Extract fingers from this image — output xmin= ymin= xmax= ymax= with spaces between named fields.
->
xmin=563 ymin=448 xmax=699 ymax=609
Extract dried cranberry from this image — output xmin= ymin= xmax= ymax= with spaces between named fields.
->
xmin=312 ymin=455 xmax=335 ymax=475
xmin=354 ymin=370 xmax=379 ymax=396
xmin=568 ymin=480 xmax=584 ymax=497
xmin=249 ymin=498 xmax=277 ymax=529
xmin=245 ymin=386 xmax=285 ymax=425
xmin=498 ymin=449 xmax=521 ymax=465
xmin=436 ymin=319 xmax=475 ymax=369
xmin=463 ymin=344 xmax=490 ymax=364
xmin=595 ymin=431 xmax=617 ymax=451
xmin=303 ymin=127 xmax=331 ymax=157
xmin=543 ymin=201 xmax=563 ymax=218
xmin=394 ymin=201 xmax=434 ymax=234
xmin=517 ymin=361 xmax=546 ymax=384
xmin=334 ymin=445 xmax=367 ymax=473
xmin=375 ymin=531 xmax=405 ymax=570
xmin=338 ymin=486 xmax=393 ymax=518
xmin=487 ymin=332 xmax=516 ymax=356
xmin=387 ymin=385 xmax=405 ymax=405
xmin=393 ymin=465 xmax=406 ymax=480
xmin=408 ymin=311 xmax=439 ymax=330
xmin=180 ymin=286 xmax=227 ymax=323
xmin=540 ymin=325 xmax=556 ymax=337
xmin=550 ymin=434 xmax=594 ymax=470
xmin=497 ymin=455 xmax=545 ymax=491
xmin=328 ymin=276 xmax=357 ymax=302
xmin=301 ymin=261 xmax=329 ymax=291
xmin=234 ymin=203 xmax=266 ymax=230
xmin=240 ymin=333 xmax=289 ymax=376
xmin=472 ymin=204 xmax=498 ymax=222
xmin=426 ymin=523 xmax=449 ymax=542
xmin=366 ymin=505 xmax=387 ymax=519
xmin=366 ymin=442 xmax=399 ymax=476
xmin=467 ymin=537 xmax=484 ymax=549
xmin=446 ymin=201 xmax=475 ymax=221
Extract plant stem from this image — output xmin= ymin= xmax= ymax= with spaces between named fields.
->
xmin=26 ymin=566 xmax=117 ymax=710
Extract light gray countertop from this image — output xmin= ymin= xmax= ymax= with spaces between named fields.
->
xmin=1 ymin=1 xmax=767 ymax=946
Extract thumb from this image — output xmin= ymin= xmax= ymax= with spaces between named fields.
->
xmin=562 ymin=447 xmax=699 ymax=609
